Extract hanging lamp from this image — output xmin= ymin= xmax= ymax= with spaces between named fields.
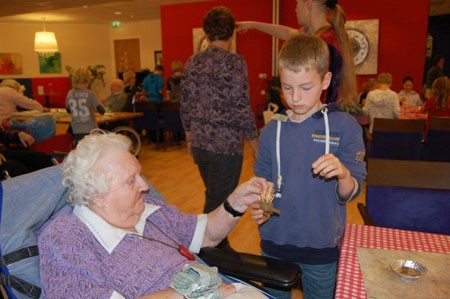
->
xmin=34 ymin=18 xmax=58 ymax=57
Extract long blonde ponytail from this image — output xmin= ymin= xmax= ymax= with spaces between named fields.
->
xmin=330 ymin=4 xmax=358 ymax=104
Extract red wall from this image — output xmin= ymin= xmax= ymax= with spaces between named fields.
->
xmin=31 ymin=77 xmax=71 ymax=108
xmin=161 ymin=0 xmax=273 ymax=127
xmin=161 ymin=0 xmax=430 ymax=113
xmin=280 ymin=0 xmax=430 ymax=92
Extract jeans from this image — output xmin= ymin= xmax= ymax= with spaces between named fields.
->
xmin=192 ymin=147 xmax=243 ymax=213
xmin=263 ymin=252 xmax=337 ymax=299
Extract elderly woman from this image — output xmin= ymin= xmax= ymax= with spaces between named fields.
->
xmin=104 ymin=78 xmax=129 ymax=112
xmin=0 ymin=79 xmax=45 ymax=122
xmin=38 ymin=132 xmax=270 ymax=298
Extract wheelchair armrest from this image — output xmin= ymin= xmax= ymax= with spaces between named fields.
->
xmin=357 ymin=203 xmax=376 ymax=226
xmin=198 ymin=247 xmax=301 ymax=288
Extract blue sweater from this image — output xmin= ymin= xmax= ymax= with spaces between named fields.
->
xmin=254 ymin=108 xmax=367 ymax=263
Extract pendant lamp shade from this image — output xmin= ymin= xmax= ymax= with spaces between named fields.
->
xmin=34 ymin=31 xmax=58 ymax=55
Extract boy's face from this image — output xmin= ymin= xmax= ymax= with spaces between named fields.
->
xmin=280 ymin=67 xmax=331 ymax=122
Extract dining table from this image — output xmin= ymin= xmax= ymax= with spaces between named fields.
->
xmin=11 ymin=110 xmax=143 ymax=134
xmin=399 ymin=105 xmax=427 ymax=120
xmin=335 ymin=224 xmax=450 ymax=299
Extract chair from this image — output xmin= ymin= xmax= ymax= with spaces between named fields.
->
xmin=358 ymin=158 xmax=450 ymax=235
xmin=160 ymin=101 xmax=184 ymax=148
xmin=0 ymin=166 xmax=300 ymax=299
xmin=132 ymin=101 xmax=163 ymax=149
xmin=422 ymin=116 xmax=450 ymax=162
xmin=369 ymin=118 xmax=425 ymax=160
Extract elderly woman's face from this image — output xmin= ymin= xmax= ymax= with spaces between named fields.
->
xmin=93 ymin=150 xmax=148 ymax=231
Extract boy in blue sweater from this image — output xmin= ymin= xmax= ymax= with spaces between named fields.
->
xmin=253 ymin=34 xmax=367 ymax=299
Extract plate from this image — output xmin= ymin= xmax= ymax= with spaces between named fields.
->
xmin=390 ymin=259 xmax=426 ymax=279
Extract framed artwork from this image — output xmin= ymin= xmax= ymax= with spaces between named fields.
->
xmin=192 ymin=28 xmax=236 ymax=54
xmin=38 ymin=52 xmax=62 ymax=73
xmin=114 ymin=38 xmax=141 ymax=73
xmin=346 ymin=19 xmax=379 ymax=75
xmin=0 ymin=53 xmax=22 ymax=74
xmin=154 ymin=50 xmax=162 ymax=66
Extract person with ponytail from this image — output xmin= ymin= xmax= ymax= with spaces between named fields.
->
xmin=237 ymin=0 xmax=358 ymax=105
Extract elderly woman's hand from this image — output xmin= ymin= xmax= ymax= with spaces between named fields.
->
xmin=227 ymin=177 xmax=273 ymax=213
xmin=219 ymin=283 xmax=237 ymax=297
xmin=18 ymin=131 xmax=35 ymax=147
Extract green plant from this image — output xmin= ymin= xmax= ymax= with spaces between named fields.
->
xmin=65 ymin=64 xmax=106 ymax=88
xmin=339 ymin=99 xmax=363 ymax=115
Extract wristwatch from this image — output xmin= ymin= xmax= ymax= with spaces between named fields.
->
xmin=223 ymin=200 xmax=245 ymax=217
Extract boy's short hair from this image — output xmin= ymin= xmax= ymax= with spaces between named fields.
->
xmin=278 ymin=34 xmax=330 ymax=78
xmin=377 ymin=73 xmax=393 ymax=84
xmin=72 ymin=67 xmax=92 ymax=86
xmin=171 ymin=60 xmax=183 ymax=72
xmin=203 ymin=6 xmax=235 ymax=42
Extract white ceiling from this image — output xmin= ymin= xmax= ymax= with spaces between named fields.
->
xmin=0 ymin=0 xmax=448 ymax=25
xmin=0 ymin=0 xmax=214 ymax=24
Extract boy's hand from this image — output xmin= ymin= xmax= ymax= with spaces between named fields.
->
xmin=312 ymin=153 xmax=350 ymax=180
xmin=250 ymin=202 xmax=271 ymax=225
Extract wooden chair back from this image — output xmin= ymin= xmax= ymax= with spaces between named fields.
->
xmin=423 ymin=116 xmax=450 ymax=162
xmin=369 ymin=118 xmax=425 ymax=160
xmin=362 ymin=158 xmax=450 ymax=234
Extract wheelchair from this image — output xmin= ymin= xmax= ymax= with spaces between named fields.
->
xmin=0 ymin=166 xmax=300 ymax=298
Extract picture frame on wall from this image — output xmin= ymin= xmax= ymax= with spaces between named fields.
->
xmin=38 ymin=52 xmax=62 ymax=74
xmin=346 ymin=19 xmax=379 ymax=75
xmin=154 ymin=51 xmax=162 ymax=67
xmin=0 ymin=53 xmax=23 ymax=75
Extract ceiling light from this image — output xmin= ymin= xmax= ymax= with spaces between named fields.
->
xmin=34 ymin=18 xmax=58 ymax=57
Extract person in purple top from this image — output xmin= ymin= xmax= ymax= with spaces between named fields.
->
xmin=38 ymin=131 xmax=271 ymax=299
xmin=180 ymin=7 xmax=258 ymax=249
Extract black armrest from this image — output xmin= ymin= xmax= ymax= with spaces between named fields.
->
xmin=198 ymin=247 xmax=301 ymax=288
xmin=357 ymin=203 xmax=375 ymax=226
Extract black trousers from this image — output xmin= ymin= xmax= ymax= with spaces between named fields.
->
xmin=192 ymin=147 xmax=243 ymax=213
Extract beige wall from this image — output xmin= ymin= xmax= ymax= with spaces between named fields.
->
xmin=0 ymin=20 xmax=161 ymax=97
xmin=109 ymin=19 xmax=162 ymax=73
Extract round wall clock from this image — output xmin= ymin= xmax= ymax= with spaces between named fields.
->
xmin=347 ymin=29 xmax=369 ymax=66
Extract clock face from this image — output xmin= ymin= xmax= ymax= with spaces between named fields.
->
xmin=347 ymin=29 xmax=369 ymax=66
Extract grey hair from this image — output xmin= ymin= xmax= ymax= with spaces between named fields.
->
xmin=61 ymin=131 xmax=131 ymax=206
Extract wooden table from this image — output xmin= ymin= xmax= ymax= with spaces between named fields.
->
xmin=11 ymin=110 xmax=143 ymax=134
xmin=399 ymin=105 xmax=427 ymax=120
xmin=335 ymin=224 xmax=450 ymax=299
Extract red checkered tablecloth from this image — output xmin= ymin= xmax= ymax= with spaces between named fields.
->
xmin=335 ymin=224 xmax=450 ymax=299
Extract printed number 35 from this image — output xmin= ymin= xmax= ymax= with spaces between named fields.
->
xmin=67 ymin=98 xmax=89 ymax=117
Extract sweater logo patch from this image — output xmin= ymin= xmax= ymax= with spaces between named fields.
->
xmin=311 ymin=131 xmax=340 ymax=146
xmin=355 ymin=150 xmax=366 ymax=163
